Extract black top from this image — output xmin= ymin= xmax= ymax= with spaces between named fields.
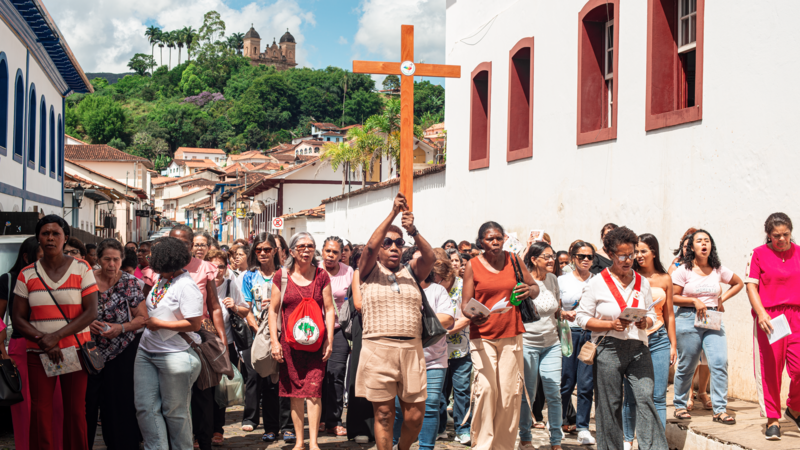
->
xmin=0 ymin=271 xmax=22 ymax=339
xmin=590 ymin=254 xmax=612 ymax=275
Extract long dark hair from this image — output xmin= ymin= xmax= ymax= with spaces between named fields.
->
xmin=682 ymin=229 xmax=722 ymax=270
xmin=633 ymin=233 xmax=667 ymax=275
xmin=248 ymin=232 xmax=280 ymax=271
xmin=9 ymin=237 xmax=40 ymax=274
xmin=475 ymin=221 xmax=504 ymax=250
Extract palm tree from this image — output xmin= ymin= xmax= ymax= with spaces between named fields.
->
xmin=165 ymin=31 xmax=176 ymax=70
xmin=319 ymin=141 xmax=356 ymax=194
xmin=175 ymin=29 xmax=186 ymax=66
xmin=145 ymin=26 xmax=160 ymax=61
xmin=346 ymin=123 xmax=386 ymax=188
xmin=184 ymin=27 xmax=198 ymax=62
xmin=363 ymin=98 xmax=423 ymax=174
xmin=157 ymin=29 xmax=165 ymax=67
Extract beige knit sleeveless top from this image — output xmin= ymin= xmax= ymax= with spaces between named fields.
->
xmin=361 ymin=262 xmax=422 ymax=339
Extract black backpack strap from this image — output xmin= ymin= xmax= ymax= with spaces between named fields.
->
xmin=225 ymin=279 xmax=231 ymax=298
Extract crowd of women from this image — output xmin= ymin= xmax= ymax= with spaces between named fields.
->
xmin=0 ymin=199 xmax=798 ymax=450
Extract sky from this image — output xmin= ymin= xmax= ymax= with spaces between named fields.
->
xmin=45 ymin=0 xmax=447 ymax=87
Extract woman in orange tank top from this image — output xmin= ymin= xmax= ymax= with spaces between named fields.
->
xmin=461 ymin=222 xmax=539 ymax=450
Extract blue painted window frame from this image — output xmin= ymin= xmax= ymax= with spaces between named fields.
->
xmin=57 ymin=114 xmax=63 ymax=181
xmin=0 ymin=53 xmax=7 ymax=156
xmin=12 ymin=71 xmax=23 ymax=163
xmin=38 ymin=96 xmax=46 ymax=174
xmin=27 ymin=84 xmax=36 ymax=168
xmin=49 ymin=107 xmax=55 ymax=178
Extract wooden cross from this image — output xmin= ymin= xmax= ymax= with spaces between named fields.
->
xmin=353 ymin=25 xmax=461 ymax=210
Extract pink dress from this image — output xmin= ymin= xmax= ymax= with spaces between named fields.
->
xmin=275 ymin=268 xmax=330 ymax=398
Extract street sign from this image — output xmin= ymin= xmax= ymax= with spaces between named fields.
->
xmin=135 ymin=210 xmax=150 ymax=217
xmin=226 ymin=215 xmax=233 ymax=223
xmin=272 ymin=217 xmax=284 ymax=230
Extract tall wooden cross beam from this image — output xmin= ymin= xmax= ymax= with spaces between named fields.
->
xmin=353 ymin=25 xmax=460 ymax=210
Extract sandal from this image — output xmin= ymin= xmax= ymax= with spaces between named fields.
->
xmin=562 ymin=424 xmax=577 ymax=434
xmin=674 ymin=409 xmax=692 ymax=420
xmin=241 ymin=424 xmax=254 ymax=432
xmin=687 ymin=393 xmax=694 ymax=411
xmin=211 ymin=433 xmax=224 ymax=446
xmin=319 ymin=421 xmax=326 ymax=432
xmin=326 ymin=426 xmax=347 ymax=436
xmin=533 ymin=421 xmax=546 ymax=429
xmin=713 ymin=412 xmax=736 ymax=425
xmin=698 ymin=393 xmax=712 ymax=410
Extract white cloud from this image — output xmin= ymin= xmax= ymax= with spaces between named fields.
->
xmin=338 ymin=36 xmax=348 ymax=45
xmin=45 ymin=0 xmax=316 ymax=73
xmin=352 ymin=0 xmax=445 ymax=65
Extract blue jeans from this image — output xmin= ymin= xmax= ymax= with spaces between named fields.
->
xmin=438 ymin=356 xmax=472 ymax=436
xmin=393 ymin=368 xmax=446 ymax=449
xmin=673 ymin=307 xmax=728 ymax=414
xmin=622 ymin=326 xmax=670 ymax=441
xmin=134 ymin=348 xmax=201 ymax=450
xmin=561 ymin=327 xmax=594 ymax=431
xmin=519 ymin=343 xmax=562 ymax=445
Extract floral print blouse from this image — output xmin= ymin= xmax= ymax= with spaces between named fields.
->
xmin=95 ymin=272 xmax=144 ymax=362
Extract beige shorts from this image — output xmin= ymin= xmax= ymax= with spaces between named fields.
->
xmin=355 ymin=337 xmax=427 ymax=403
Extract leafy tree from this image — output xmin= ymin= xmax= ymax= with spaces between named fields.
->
xmin=90 ymin=77 xmax=109 ymax=91
xmin=413 ymin=80 xmax=445 ymax=119
xmin=199 ymin=11 xmax=226 ymax=46
xmin=128 ymin=53 xmax=156 ymax=76
xmin=73 ymin=95 xmax=126 ymax=143
xmin=382 ymin=75 xmax=400 ymax=91
xmin=179 ymin=64 xmax=208 ymax=96
xmin=107 ymin=137 xmax=127 ymax=150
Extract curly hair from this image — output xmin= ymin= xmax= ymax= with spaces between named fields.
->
xmin=149 ymin=237 xmax=192 ymax=273
xmin=682 ymin=229 xmax=722 ymax=270
xmin=673 ymin=227 xmax=698 ymax=257
xmin=206 ymin=247 xmax=228 ymax=264
xmin=602 ymin=226 xmax=638 ymax=255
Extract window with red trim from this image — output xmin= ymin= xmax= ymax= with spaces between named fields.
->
xmin=645 ymin=0 xmax=704 ymax=131
xmin=469 ymin=62 xmax=491 ymax=170
xmin=507 ymin=38 xmax=533 ymax=162
xmin=577 ymin=0 xmax=618 ymax=146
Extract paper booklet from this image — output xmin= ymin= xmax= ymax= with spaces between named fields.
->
xmin=619 ymin=296 xmax=665 ymax=322
xmin=149 ymin=306 xmax=180 ymax=341
xmin=465 ymin=298 xmax=512 ymax=317
xmin=40 ymin=346 xmax=82 ymax=377
xmin=768 ymin=314 xmax=791 ymax=345
xmin=529 ymin=230 xmax=544 ymax=243
xmin=694 ymin=310 xmax=722 ymax=331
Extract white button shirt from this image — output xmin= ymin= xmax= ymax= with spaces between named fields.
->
xmin=575 ymin=270 xmax=656 ymax=344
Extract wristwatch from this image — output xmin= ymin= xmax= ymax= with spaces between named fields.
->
xmin=408 ymin=226 xmax=419 ymax=238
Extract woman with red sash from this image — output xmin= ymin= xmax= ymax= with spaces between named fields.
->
xmin=575 ymin=227 xmax=667 ymax=450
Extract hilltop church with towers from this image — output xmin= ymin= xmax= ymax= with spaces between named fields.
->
xmin=243 ymin=26 xmax=297 ymax=71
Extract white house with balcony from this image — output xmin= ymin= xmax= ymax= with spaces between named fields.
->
xmin=0 ymin=0 xmax=93 ymax=215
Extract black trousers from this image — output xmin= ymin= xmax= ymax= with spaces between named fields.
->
xmin=213 ymin=344 xmax=241 ymax=434
xmin=192 ymin=381 xmax=215 ymax=450
xmin=321 ymin=328 xmax=350 ymax=428
xmin=86 ymin=333 xmax=142 ymax=450
xmin=240 ymin=346 xmax=291 ymax=433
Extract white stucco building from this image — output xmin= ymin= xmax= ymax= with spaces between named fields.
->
xmin=0 ymin=0 xmax=92 ymax=215
xmin=325 ymin=0 xmax=800 ymax=404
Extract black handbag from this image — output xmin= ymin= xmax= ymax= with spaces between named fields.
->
xmin=508 ymin=253 xmax=541 ymax=324
xmin=404 ymin=264 xmax=447 ymax=349
xmin=34 ymin=264 xmax=105 ymax=375
xmin=338 ymin=285 xmax=355 ymax=340
xmin=0 ymin=358 xmax=22 ymax=406
xmin=226 ymin=280 xmax=253 ymax=350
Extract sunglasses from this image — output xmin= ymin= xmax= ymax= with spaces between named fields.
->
xmin=255 ymin=247 xmax=274 ymax=254
xmin=294 ymin=244 xmax=315 ymax=252
xmin=216 ymin=264 xmax=226 ymax=271
xmin=575 ymin=254 xmax=593 ymax=261
xmin=538 ymin=254 xmax=556 ymax=261
xmin=382 ymin=237 xmax=405 ymax=249
xmin=614 ymin=253 xmax=635 ymax=262
xmin=387 ymin=274 xmax=400 ymax=293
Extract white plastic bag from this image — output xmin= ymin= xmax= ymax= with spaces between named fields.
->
xmin=215 ymin=365 xmax=244 ymax=408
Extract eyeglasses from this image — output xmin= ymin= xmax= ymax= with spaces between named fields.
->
xmin=387 ymin=274 xmax=400 ymax=293
xmin=538 ymin=254 xmax=556 ymax=261
xmin=382 ymin=237 xmax=405 ymax=249
xmin=575 ymin=254 xmax=593 ymax=261
xmin=255 ymin=247 xmax=274 ymax=254
xmin=194 ymin=243 xmax=208 ymax=248
xmin=614 ymin=253 xmax=635 ymax=262
xmin=294 ymin=244 xmax=315 ymax=252
xmin=64 ymin=249 xmax=80 ymax=256
xmin=216 ymin=264 xmax=226 ymax=271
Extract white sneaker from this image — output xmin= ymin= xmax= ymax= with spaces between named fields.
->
xmin=437 ymin=431 xmax=449 ymax=440
xmin=392 ymin=445 xmax=398 ymax=450
xmin=624 ymin=442 xmax=633 ymax=450
xmin=355 ymin=435 xmax=369 ymax=444
xmin=577 ymin=430 xmax=596 ymax=445
xmin=456 ymin=433 xmax=471 ymax=445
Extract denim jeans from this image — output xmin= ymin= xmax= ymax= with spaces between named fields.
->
xmin=561 ymin=327 xmax=594 ymax=431
xmin=673 ymin=307 xmax=728 ymax=414
xmin=438 ymin=356 xmax=472 ymax=436
xmin=622 ymin=326 xmax=670 ymax=442
xmin=393 ymin=368 xmax=446 ymax=449
xmin=134 ymin=348 xmax=201 ymax=450
xmin=519 ymin=343 xmax=562 ymax=445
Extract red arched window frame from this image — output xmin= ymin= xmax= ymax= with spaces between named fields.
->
xmin=507 ymin=37 xmax=534 ymax=162
xmin=576 ymin=0 xmax=619 ymax=146
xmin=469 ymin=62 xmax=492 ymax=171
xmin=645 ymin=0 xmax=704 ymax=131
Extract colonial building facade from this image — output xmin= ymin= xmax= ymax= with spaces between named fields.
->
xmin=242 ymin=26 xmax=297 ymax=70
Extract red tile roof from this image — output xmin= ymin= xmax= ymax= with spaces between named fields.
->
xmin=65 ymin=144 xmax=154 ymax=168
xmin=175 ymin=147 xmax=226 ymax=155
xmin=311 ymin=122 xmax=340 ymax=131
xmin=163 ymin=187 xmax=212 ymax=201
xmin=230 ymin=150 xmax=273 ymax=161
xmin=280 ymin=205 xmax=325 ymax=219
xmin=64 ymin=159 xmax=140 ymax=200
xmin=241 ymin=157 xmax=320 ymax=197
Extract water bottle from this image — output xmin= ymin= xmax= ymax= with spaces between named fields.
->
xmin=559 ymin=319 xmax=573 ymax=357
xmin=509 ymin=282 xmax=523 ymax=306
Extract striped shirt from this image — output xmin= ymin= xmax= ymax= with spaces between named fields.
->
xmin=14 ymin=259 xmax=98 ymax=351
